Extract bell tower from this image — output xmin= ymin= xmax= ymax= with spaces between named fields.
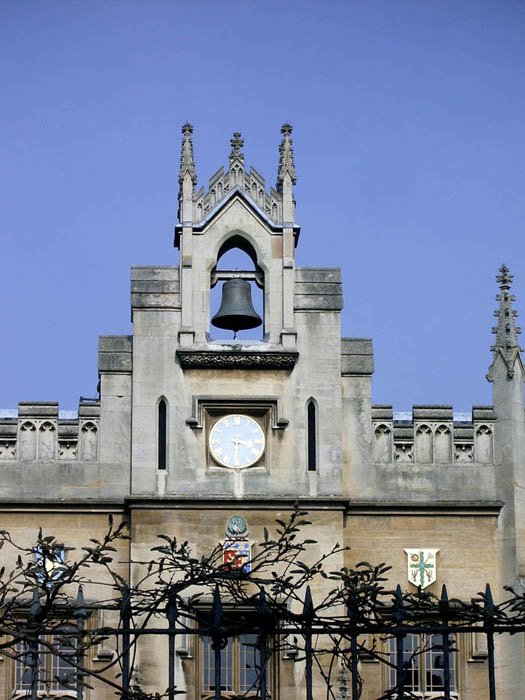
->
xmin=129 ymin=124 xmax=346 ymax=500
xmin=174 ymin=123 xmax=299 ymax=348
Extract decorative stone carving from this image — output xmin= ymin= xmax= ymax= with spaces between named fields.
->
xmin=38 ymin=421 xmax=56 ymax=461
xmin=58 ymin=440 xmax=78 ymax=460
xmin=394 ymin=443 xmax=413 ymax=463
xmin=19 ymin=421 xmax=37 ymax=460
xmin=229 ymin=132 xmax=244 ymax=165
xmin=455 ymin=443 xmax=474 ymax=463
xmin=475 ymin=425 xmax=493 ymax=464
xmin=80 ymin=421 xmax=98 ymax=462
xmin=374 ymin=425 xmax=392 ymax=464
xmin=434 ymin=425 xmax=452 ymax=463
xmin=188 ymin=128 xmax=285 ymax=225
xmin=177 ymin=350 xmax=298 ymax=370
xmin=0 ymin=440 xmax=16 ymax=460
xmin=415 ymin=425 xmax=432 ymax=463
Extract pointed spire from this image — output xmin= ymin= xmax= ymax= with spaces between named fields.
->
xmin=179 ymin=122 xmax=197 ymax=187
xmin=488 ymin=264 xmax=523 ymax=380
xmin=229 ymin=131 xmax=244 ymax=167
xmin=277 ymin=123 xmax=297 ymax=192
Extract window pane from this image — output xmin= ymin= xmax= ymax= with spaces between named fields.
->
xmin=15 ymin=643 xmax=46 ymax=691
xmin=202 ymin=637 xmax=233 ymax=691
xmin=389 ymin=634 xmax=420 ymax=691
xmin=239 ymin=634 xmax=263 ymax=693
xmin=51 ymin=626 xmax=77 ymax=690
xmin=425 ymin=633 xmax=456 ymax=692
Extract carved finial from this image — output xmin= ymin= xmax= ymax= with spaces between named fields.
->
xmin=179 ymin=122 xmax=197 ymax=186
xmin=229 ymin=132 xmax=244 ymax=165
xmin=277 ymin=122 xmax=297 ymax=191
xmin=488 ymin=264 xmax=523 ymax=381
xmin=496 ymin=263 xmax=513 ymax=291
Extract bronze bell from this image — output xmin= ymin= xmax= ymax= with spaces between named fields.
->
xmin=211 ymin=278 xmax=262 ymax=334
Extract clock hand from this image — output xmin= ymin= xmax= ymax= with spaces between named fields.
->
xmin=231 ymin=434 xmax=240 ymax=467
xmin=238 ymin=439 xmax=253 ymax=448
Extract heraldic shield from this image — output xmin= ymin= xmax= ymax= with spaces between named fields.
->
xmin=404 ymin=549 xmax=439 ymax=589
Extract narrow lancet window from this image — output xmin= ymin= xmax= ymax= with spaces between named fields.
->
xmin=158 ymin=398 xmax=167 ymax=470
xmin=307 ymin=399 xmax=317 ymax=472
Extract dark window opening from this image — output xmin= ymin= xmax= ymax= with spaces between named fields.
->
xmin=158 ymin=399 xmax=167 ymax=470
xmin=307 ymin=400 xmax=316 ymax=471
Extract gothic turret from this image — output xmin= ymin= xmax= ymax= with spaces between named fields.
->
xmin=178 ymin=122 xmax=196 ymax=224
xmin=488 ymin=264 xmax=524 ymax=381
xmin=487 ymin=264 xmax=525 ymax=582
xmin=276 ymin=123 xmax=297 ymax=226
xmin=178 ymin=122 xmax=197 ymax=187
xmin=276 ymin=123 xmax=297 ymax=190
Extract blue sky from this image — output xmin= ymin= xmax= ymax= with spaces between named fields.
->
xmin=1 ymin=0 xmax=524 ymax=412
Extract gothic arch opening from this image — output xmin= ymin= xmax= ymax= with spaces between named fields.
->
xmin=210 ymin=236 xmax=264 ymax=340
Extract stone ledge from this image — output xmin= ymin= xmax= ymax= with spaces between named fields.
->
xmin=176 ymin=350 xmax=298 ymax=370
xmin=294 ymin=295 xmax=343 ymax=311
xmin=345 ymin=500 xmax=503 ymax=515
xmin=295 ymin=267 xmax=341 ymax=283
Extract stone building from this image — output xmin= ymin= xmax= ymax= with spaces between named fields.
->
xmin=1 ymin=124 xmax=524 ymax=699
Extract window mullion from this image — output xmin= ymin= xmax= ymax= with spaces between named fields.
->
xmin=233 ymin=637 xmax=240 ymax=693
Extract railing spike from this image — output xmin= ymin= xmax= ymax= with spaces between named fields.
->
xmin=212 ymin=584 xmax=223 ymax=627
xmin=485 ymin=583 xmax=495 ymax=615
xmin=76 ymin=585 xmax=88 ymax=620
xmin=392 ymin=584 xmax=405 ymax=624
xmin=303 ymin=585 xmax=314 ymax=619
xmin=166 ymin=587 xmax=178 ymax=624
xmin=257 ymin=588 xmax=268 ymax=614
xmin=439 ymin=584 xmax=450 ymax=618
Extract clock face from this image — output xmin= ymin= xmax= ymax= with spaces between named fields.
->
xmin=209 ymin=414 xmax=265 ymax=468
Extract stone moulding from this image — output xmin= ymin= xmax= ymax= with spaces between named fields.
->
xmin=176 ymin=350 xmax=298 ymax=370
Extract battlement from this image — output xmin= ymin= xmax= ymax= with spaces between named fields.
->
xmin=372 ymin=404 xmax=496 ymax=465
xmin=0 ymin=400 xmax=100 ymax=463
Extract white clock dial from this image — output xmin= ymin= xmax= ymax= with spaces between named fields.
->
xmin=209 ymin=414 xmax=265 ymax=468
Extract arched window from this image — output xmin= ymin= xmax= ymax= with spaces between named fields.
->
xmin=307 ymin=399 xmax=317 ymax=472
xmin=158 ymin=398 xmax=167 ymax=470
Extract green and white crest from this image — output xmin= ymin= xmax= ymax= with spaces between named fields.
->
xmin=225 ymin=515 xmax=248 ymax=539
xmin=404 ymin=548 xmax=439 ymax=589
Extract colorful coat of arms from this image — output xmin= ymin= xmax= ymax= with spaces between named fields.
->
xmin=223 ymin=515 xmax=251 ymax=572
xmin=223 ymin=539 xmax=251 ymax=572
xmin=404 ymin=548 xmax=439 ymax=589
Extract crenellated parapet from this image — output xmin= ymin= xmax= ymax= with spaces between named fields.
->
xmin=372 ymin=405 xmax=495 ymax=465
xmin=0 ymin=400 xmax=100 ymax=463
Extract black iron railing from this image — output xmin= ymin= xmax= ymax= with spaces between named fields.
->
xmin=13 ymin=581 xmax=525 ymax=700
